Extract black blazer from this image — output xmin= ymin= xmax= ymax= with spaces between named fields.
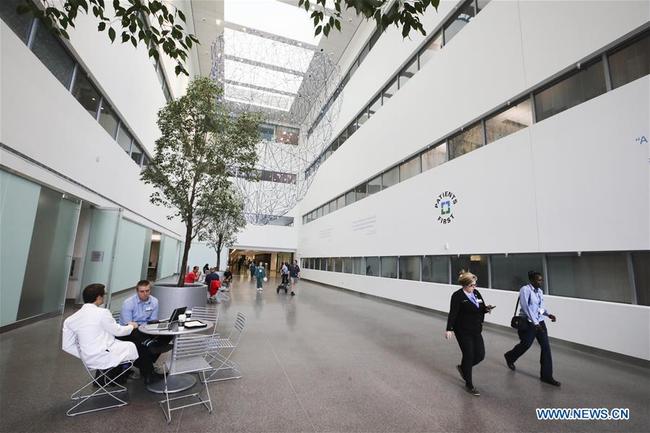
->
xmin=446 ymin=288 xmax=489 ymax=334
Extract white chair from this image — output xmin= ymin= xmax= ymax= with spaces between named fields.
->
xmin=66 ymin=338 xmax=134 ymax=417
xmin=159 ymin=335 xmax=213 ymax=423
xmin=202 ymin=312 xmax=246 ymax=383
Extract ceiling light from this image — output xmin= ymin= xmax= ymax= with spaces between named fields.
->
xmin=216 ymin=19 xmax=223 ymax=25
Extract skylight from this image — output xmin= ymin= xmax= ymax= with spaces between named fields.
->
xmin=224 ymin=28 xmax=315 ymax=73
xmin=224 ymin=83 xmax=294 ymax=112
xmin=223 ymin=59 xmax=303 ymax=94
xmin=225 ymin=0 xmax=323 ymax=46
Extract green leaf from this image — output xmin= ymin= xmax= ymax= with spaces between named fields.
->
xmin=60 ymin=28 xmax=70 ymax=39
xmin=402 ymin=22 xmax=410 ymax=38
xmin=131 ymin=35 xmax=137 ymax=47
xmin=177 ymin=10 xmax=185 ymax=22
xmin=121 ymin=32 xmax=130 ymax=42
xmin=323 ymin=24 xmax=330 ymax=36
xmin=315 ymin=25 xmax=321 ymax=36
xmin=108 ymin=27 xmax=116 ymax=42
xmin=334 ymin=19 xmax=341 ymax=31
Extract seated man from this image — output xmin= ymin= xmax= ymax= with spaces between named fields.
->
xmin=118 ymin=280 xmax=170 ymax=384
xmin=62 ymin=284 xmax=138 ymax=383
xmin=185 ymin=266 xmax=200 ymax=284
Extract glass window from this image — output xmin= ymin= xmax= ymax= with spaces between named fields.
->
xmin=345 ymin=190 xmax=356 ymax=206
xmin=450 ymin=255 xmax=488 ymax=287
xmin=329 ymin=199 xmax=338 ymax=212
xmin=365 ymin=257 xmax=380 ymax=276
xmin=357 ymin=43 xmax=370 ymax=65
xmin=317 ymin=206 xmax=323 ymax=218
xmin=259 ymin=123 xmax=275 ymax=141
xmin=608 ymin=32 xmax=650 ymax=89
xmin=319 ymin=258 xmax=327 ymax=271
xmin=421 ymin=143 xmax=448 ymax=171
xmin=130 ymin=142 xmax=144 ymax=165
xmin=357 ymin=108 xmax=369 ymax=126
xmin=382 ymin=166 xmax=399 ymax=189
xmin=334 ymin=257 xmax=343 ymax=272
xmin=322 ymin=202 xmax=330 ymax=216
xmin=381 ymin=256 xmax=398 ymax=278
xmin=343 ymin=258 xmax=353 ymax=273
xmin=352 ymin=257 xmax=365 ymax=275
xmin=71 ymin=71 xmax=101 ymax=119
xmin=382 ymin=78 xmax=398 ymax=104
xmin=419 ymin=31 xmax=442 ymax=66
xmin=31 ymin=24 xmax=76 ymax=88
xmin=367 ymin=176 xmax=382 ymax=195
xmin=534 ymin=59 xmax=607 ymax=122
xmin=325 ymin=257 xmax=333 ymax=272
xmin=116 ymin=124 xmax=133 ymax=154
xmin=400 ymin=155 xmax=421 ymax=182
xmin=98 ymin=100 xmax=119 ymax=138
xmin=448 ymin=123 xmax=484 ymax=160
xmin=444 ymin=0 xmax=476 ymax=44
xmin=368 ymin=27 xmax=382 ymax=49
xmin=336 ymin=195 xmax=345 ymax=210
xmin=355 ymin=183 xmax=367 ymax=201
xmin=485 ymin=99 xmax=532 ymax=144
xmin=399 ymin=256 xmax=421 ymax=281
xmin=632 ymin=251 xmax=650 ymax=306
xmin=0 ymin=0 xmax=34 ymax=44
xmin=547 ymin=252 xmax=633 ymax=303
xmin=368 ymin=95 xmax=381 ymax=117
xmin=338 ymin=129 xmax=348 ymax=147
xmin=477 ymin=0 xmax=492 ymax=12
xmin=422 ymin=256 xmax=449 ymax=283
xmin=399 ymin=57 xmax=418 ymax=88
xmin=276 ymin=126 xmax=300 ymax=145
xmin=141 ymin=155 xmax=150 ymax=168
xmin=347 ymin=120 xmax=358 ymax=137
xmin=490 ymin=254 xmax=544 ymax=292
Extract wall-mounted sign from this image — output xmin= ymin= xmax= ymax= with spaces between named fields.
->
xmin=90 ymin=251 xmax=104 ymax=262
xmin=434 ymin=191 xmax=458 ymax=224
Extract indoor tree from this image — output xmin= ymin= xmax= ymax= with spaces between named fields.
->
xmin=141 ymin=76 xmax=261 ymax=287
xmin=197 ymin=187 xmax=247 ymax=271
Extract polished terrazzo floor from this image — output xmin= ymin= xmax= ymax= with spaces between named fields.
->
xmin=1 ymin=275 xmax=648 ymax=433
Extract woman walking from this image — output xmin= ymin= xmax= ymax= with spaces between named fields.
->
xmin=445 ymin=271 xmax=495 ymax=396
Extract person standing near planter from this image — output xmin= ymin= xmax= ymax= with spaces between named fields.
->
xmin=255 ymin=262 xmax=266 ymax=292
xmin=185 ymin=266 xmax=200 ymax=284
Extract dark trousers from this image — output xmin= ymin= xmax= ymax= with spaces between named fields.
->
xmin=454 ymin=331 xmax=485 ymax=388
xmin=505 ymin=321 xmax=553 ymax=380
xmin=118 ymin=330 xmax=171 ymax=377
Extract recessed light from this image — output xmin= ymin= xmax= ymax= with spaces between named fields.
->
xmin=216 ymin=19 xmax=222 ymax=25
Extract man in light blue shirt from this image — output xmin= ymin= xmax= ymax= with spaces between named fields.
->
xmin=504 ymin=271 xmax=560 ymax=386
xmin=120 ymin=280 xmax=159 ymax=325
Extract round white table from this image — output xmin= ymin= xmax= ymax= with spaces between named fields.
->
xmin=139 ymin=320 xmax=214 ymax=394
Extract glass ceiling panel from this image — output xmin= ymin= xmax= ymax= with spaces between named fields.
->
xmin=225 ymin=0 xmax=323 ymax=46
xmin=224 ymin=83 xmax=294 ymax=112
xmin=224 ymin=28 xmax=315 ymax=73
xmin=224 ymin=58 xmax=303 ymax=94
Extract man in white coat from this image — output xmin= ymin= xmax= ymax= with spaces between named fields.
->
xmin=62 ymin=283 xmax=139 ymax=374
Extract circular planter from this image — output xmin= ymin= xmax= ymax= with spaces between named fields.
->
xmin=152 ymin=282 xmax=207 ymax=319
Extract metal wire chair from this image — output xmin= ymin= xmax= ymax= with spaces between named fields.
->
xmin=66 ymin=338 xmax=134 ymax=417
xmin=202 ymin=312 xmax=246 ymax=383
xmin=159 ymin=335 xmax=213 ymax=423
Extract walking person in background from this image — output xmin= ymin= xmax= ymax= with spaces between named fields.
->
xmin=202 ymin=263 xmax=209 ymax=279
xmin=504 ymin=271 xmax=560 ymax=387
xmin=445 ymin=271 xmax=495 ymax=396
xmin=249 ymin=261 xmax=256 ymax=279
xmin=289 ymin=260 xmax=300 ymax=296
xmin=255 ymin=262 xmax=266 ymax=292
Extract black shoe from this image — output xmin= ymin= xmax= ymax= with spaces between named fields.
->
xmin=144 ymin=372 xmax=164 ymax=385
xmin=290 ymin=291 xmax=295 ymax=296
xmin=504 ymin=354 xmax=515 ymax=371
xmin=465 ymin=385 xmax=480 ymax=396
xmin=541 ymin=378 xmax=561 ymax=387
xmin=456 ymin=365 xmax=465 ymax=380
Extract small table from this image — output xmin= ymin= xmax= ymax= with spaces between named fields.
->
xmin=139 ymin=320 xmax=214 ymax=394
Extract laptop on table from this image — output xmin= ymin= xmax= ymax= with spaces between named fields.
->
xmin=154 ymin=306 xmax=187 ymax=330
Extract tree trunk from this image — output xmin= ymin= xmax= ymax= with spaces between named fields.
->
xmin=216 ymin=234 xmax=223 ymax=270
xmin=177 ymin=223 xmax=193 ymax=287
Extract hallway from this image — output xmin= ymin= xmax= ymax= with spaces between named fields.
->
xmin=1 ymin=276 xmax=648 ymax=433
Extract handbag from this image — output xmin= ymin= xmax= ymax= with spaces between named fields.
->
xmin=510 ymin=298 xmax=528 ymax=330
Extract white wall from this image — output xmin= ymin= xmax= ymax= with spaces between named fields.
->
xmin=295 ymin=1 xmax=650 ymax=360
xmin=234 ymin=224 xmax=298 ymax=252
xmin=0 ymin=22 xmax=186 ymax=240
